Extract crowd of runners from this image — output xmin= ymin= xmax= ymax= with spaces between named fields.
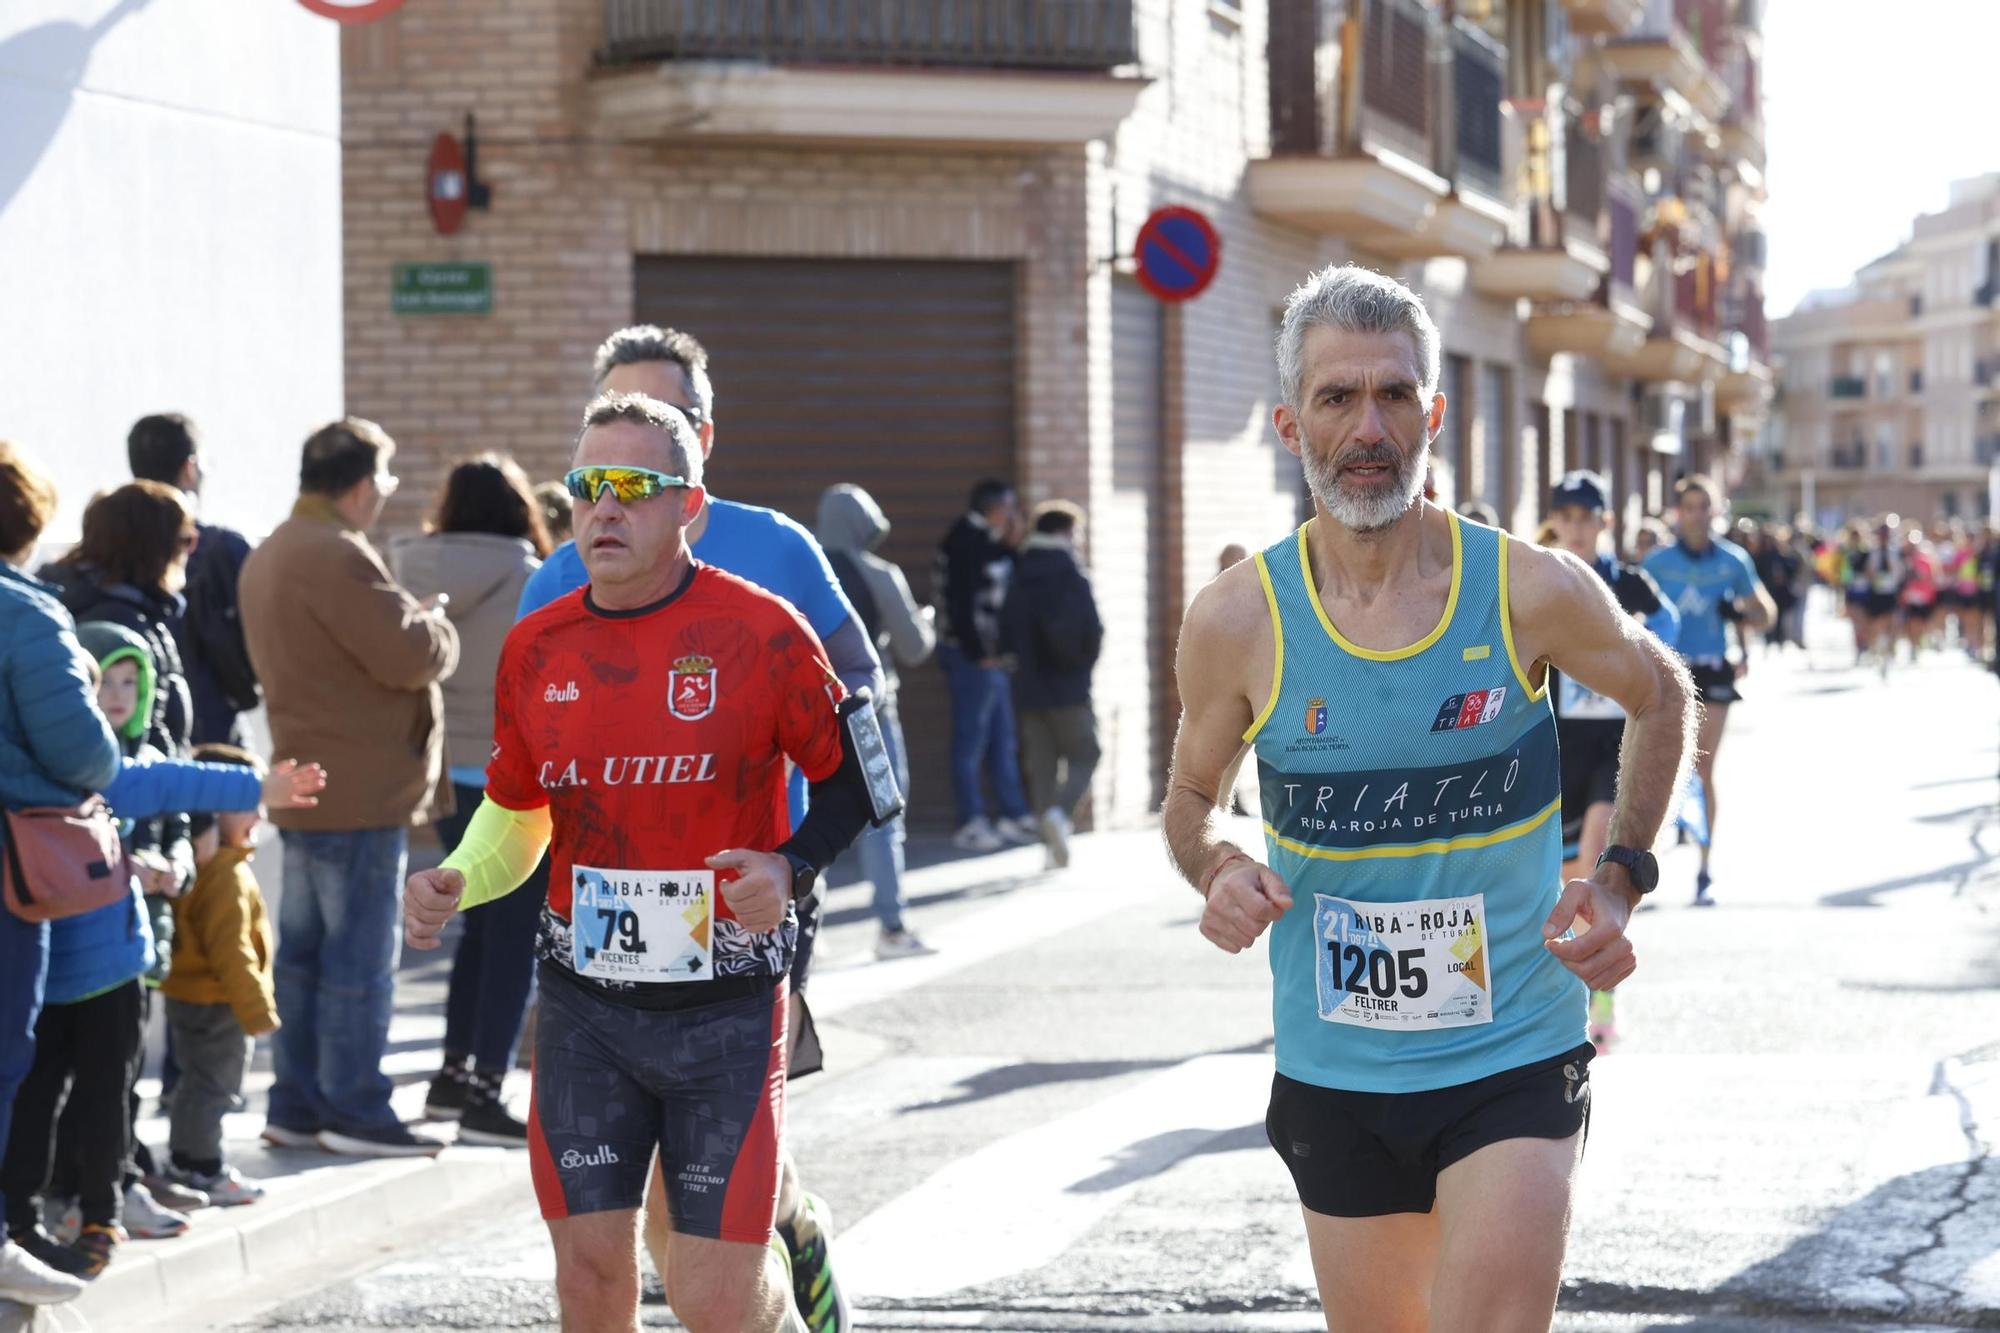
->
xmin=3 ymin=261 xmax=1997 ymax=1332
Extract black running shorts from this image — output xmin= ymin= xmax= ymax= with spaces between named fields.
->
xmin=1266 ymin=1043 xmax=1594 ymax=1217
xmin=1861 ymin=592 xmax=1899 ymax=619
xmin=1687 ymin=662 xmax=1740 ymax=705
xmin=1558 ymin=719 xmax=1623 ymax=848
xmin=528 ymin=965 xmax=787 ymax=1242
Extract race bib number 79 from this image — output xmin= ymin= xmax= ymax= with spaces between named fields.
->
xmin=1312 ymin=892 xmax=1493 ymax=1030
xmin=571 ymin=866 xmax=712 ymax=983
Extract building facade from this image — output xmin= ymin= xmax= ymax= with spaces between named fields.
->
xmin=1759 ymin=174 xmax=2000 ymax=526
xmin=0 ymin=0 xmax=342 ymax=544
xmin=341 ymin=0 xmax=1768 ymax=827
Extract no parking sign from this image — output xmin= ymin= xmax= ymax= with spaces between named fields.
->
xmin=1133 ymin=206 xmax=1221 ymax=303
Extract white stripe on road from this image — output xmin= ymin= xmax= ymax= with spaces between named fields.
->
xmin=838 ymin=1053 xmax=1269 ymax=1299
xmin=810 ymin=852 xmax=1161 ymax=1021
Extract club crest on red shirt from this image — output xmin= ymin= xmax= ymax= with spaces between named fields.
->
xmin=668 ymin=654 xmax=717 ymax=721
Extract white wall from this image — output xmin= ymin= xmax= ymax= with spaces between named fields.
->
xmin=0 ymin=0 xmax=341 ymax=547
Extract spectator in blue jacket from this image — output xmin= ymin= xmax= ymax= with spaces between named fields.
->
xmin=0 ymin=443 xmax=120 ymax=1308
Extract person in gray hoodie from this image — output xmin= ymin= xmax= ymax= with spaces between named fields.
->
xmin=390 ymin=455 xmax=547 ymax=1144
xmin=816 ymin=484 xmax=938 ymax=960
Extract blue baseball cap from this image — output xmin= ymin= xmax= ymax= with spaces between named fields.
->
xmin=1550 ymin=470 xmax=1609 ymax=513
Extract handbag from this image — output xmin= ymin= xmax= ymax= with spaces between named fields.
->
xmin=1 ymin=797 xmax=130 ymax=923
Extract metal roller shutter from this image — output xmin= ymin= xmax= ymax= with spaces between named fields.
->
xmin=1101 ymin=277 xmax=1164 ymax=817
xmin=635 ymin=257 xmax=1019 ymax=830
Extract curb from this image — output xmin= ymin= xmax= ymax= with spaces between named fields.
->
xmin=47 ymin=1148 xmax=527 ymax=1332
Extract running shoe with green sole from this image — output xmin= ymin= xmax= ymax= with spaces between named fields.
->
xmin=779 ymin=1191 xmax=852 ymax=1333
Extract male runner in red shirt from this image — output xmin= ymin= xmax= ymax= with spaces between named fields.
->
xmin=405 ymin=393 xmax=886 ymax=1332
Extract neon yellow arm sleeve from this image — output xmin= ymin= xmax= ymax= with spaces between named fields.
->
xmin=439 ymin=797 xmax=554 ymax=911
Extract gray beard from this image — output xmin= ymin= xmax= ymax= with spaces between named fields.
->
xmin=1302 ymin=443 xmax=1427 ymax=534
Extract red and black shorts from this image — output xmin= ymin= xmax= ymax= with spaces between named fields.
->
xmin=527 ymin=964 xmax=787 ymax=1243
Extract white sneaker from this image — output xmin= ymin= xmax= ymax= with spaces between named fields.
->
xmin=993 ymin=816 xmax=1039 ymax=846
xmin=951 ymin=818 xmax=1005 ymax=853
xmin=42 ymin=1194 xmax=80 ymax=1244
xmin=1037 ymin=808 xmax=1073 ymax=868
xmin=123 ymin=1180 xmax=192 ymax=1239
xmin=0 ymin=1238 xmax=86 ymax=1305
xmin=167 ymin=1162 xmax=265 ymax=1207
xmin=874 ymin=928 xmax=937 ymax=961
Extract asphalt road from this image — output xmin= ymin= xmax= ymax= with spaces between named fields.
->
xmin=238 ymin=606 xmax=2000 ymax=1332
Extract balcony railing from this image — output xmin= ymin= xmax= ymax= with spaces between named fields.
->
xmin=1564 ymin=110 xmax=1606 ymax=235
xmin=600 ymin=0 xmax=1139 ymax=69
xmin=1829 ymin=443 xmax=1866 ymax=470
xmin=1267 ymin=0 xmax=1507 ymax=199
xmin=1978 ymin=435 xmax=2000 ymax=466
xmin=1977 ymin=358 xmax=1999 ymax=388
xmin=1829 ymin=375 xmax=1867 ymax=399
xmin=1449 ymin=18 xmax=1506 ymax=198
xmin=1607 ymin=189 xmax=1639 ymax=291
xmin=1911 ymin=369 xmax=1924 ymax=394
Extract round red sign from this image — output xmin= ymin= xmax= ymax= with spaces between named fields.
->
xmin=427 ymin=133 xmax=468 ymax=236
xmin=298 ymin=0 xmax=406 ymax=23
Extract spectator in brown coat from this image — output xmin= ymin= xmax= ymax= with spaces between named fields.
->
xmin=238 ymin=418 xmax=459 ymax=1158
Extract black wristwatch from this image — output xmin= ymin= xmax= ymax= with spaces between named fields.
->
xmin=781 ymin=852 xmax=819 ymax=903
xmin=1595 ymin=845 xmax=1658 ymax=895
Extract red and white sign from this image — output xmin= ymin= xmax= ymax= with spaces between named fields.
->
xmin=427 ymin=133 xmax=468 ymax=236
xmin=297 ymin=0 xmax=406 ymax=23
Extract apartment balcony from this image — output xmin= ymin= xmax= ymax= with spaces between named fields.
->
xmin=1524 ymin=185 xmax=1652 ymax=359
xmin=1605 ymin=252 xmax=1729 ymax=382
xmin=1829 ymin=375 xmax=1868 ymax=399
xmin=1716 ymin=360 xmax=1773 ymax=414
xmin=590 ymin=0 xmax=1146 ymax=147
xmin=1828 ymin=444 xmax=1867 ymax=471
xmin=1558 ymin=0 xmax=1646 ymax=37
xmin=1251 ymin=0 xmax=1509 ymax=259
xmin=1472 ymin=102 xmax=1610 ymax=302
xmin=1599 ymin=0 xmax=1730 ymax=124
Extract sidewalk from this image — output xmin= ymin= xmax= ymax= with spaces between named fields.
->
xmin=2 ymin=826 xmax=1088 ymax=1332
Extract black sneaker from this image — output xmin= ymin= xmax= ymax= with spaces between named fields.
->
xmin=780 ymin=1192 xmax=851 ymax=1332
xmin=457 ymin=1096 xmax=528 ymax=1147
xmin=316 ymin=1124 xmax=447 ymax=1158
xmin=7 ymin=1226 xmax=91 ymax=1278
xmin=424 ymin=1060 xmax=471 ymax=1121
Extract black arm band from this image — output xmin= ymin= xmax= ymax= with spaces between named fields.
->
xmin=775 ymin=693 xmax=901 ymax=872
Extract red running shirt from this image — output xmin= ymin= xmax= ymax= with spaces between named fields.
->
xmin=486 ymin=564 xmax=845 ymax=994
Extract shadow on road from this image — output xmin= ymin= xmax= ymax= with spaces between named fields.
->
xmin=1068 ymin=1121 xmax=1267 ymax=1194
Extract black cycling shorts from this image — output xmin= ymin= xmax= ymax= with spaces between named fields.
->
xmin=528 ymin=965 xmax=786 ymax=1242
xmin=1688 ymin=662 xmax=1740 ymax=705
xmin=1558 ymin=719 xmax=1623 ymax=848
xmin=1266 ymin=1043 xmax=1594 ymax=1217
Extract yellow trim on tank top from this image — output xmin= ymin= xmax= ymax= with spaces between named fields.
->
xmin=1262 ymin=795 xmax=1561 ymax=863
xmin=1496 ymin=533 xmax=1549 ymax=701
xmin=1243 ymin=551 xmax=1286 ymax=743
xmin=1294 ymin=510 xmax=1463 ymax=662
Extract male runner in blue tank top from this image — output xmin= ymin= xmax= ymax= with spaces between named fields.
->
xmin=1164 ymin=266 xmax=1697 ymax=1333
xmin=1642 ymin=476 xmax=1775 ymax=907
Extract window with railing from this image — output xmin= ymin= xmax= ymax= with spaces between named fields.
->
xmin=600 ymin=0 xmax=1139 ymax=70
xmin=1607 ymin=192 xmax=1638 ymax=291
xmin=1564 ymin=111 xmax=1605 ymax=232
xmin=1451 ymin=18 xmax=1505 ymax=198
xmin=1829 ymin=375 xmax=1867 ymax=399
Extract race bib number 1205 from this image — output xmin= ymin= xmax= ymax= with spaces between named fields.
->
xmin=1312 ymin=892 xmax=1492 ymax=1030
xmin=571 ymin=866 xmax=712 ymax=983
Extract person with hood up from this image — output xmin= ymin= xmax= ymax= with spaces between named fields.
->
xmin=997 ymin=501 xmax=1104 ymax=870
xmin=390 ymin=455 xmax=547 ymax=1145
xmin=816 ymin=483 xmax=937 ymax=960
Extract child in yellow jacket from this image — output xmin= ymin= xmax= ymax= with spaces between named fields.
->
xmin=159 ymin=745 xmax=278 ymax=1206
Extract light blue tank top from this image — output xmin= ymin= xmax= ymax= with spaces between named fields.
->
xmin=1247 ymin=512 xmax=1584 ymax=1093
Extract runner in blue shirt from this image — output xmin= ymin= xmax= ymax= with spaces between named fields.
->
xmin=516 ymin=326 xmax=877 ymax=1333
xmin=1642 ymin=475 xmax=1775 ymax=907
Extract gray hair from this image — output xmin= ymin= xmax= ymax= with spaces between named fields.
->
xmin=574 ymin=392 xmax=705 ymax=489
xmin=1276 ymin=265 xmax=1442 ymax=410
xmin=590 ymin=324 xmax=714 ymax=422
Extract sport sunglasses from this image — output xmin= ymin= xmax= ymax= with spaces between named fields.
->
xmin=564 ymin=465 xmax=691 ymax=505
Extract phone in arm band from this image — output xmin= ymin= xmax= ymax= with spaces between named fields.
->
xmin=840 ymin=695 xmax=905 ymax=826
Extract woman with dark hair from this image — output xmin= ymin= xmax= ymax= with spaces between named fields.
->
xmin=390 ymin=455 xmax=545 ymax=1146
xmin=0 ymin=444 xmax=121 ymax=1306
xmin=35 ymin=481 xmax=208 ymax=1245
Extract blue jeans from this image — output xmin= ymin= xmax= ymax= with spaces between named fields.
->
xmin=855 ymin=692 xmax=912 ymax=933
xmin=433 ymin=784 xmax=543 ymax=1072
xmin=269 ymin=827 xmax=408 ymax=1136
xmin=939 ymin=642 xmax=1029 ymax=828
xmin=0 ymin=909 xmax=49 ymax=1222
